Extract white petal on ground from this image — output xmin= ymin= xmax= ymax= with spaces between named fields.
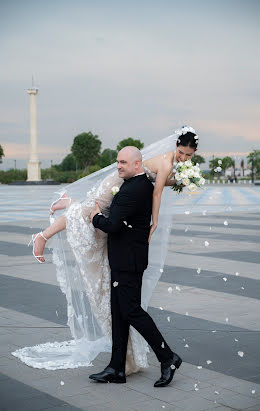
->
xmin=185 ymin=210 xmax=190 ymax=215
xmin=113 ymin=281 xmax=119 ymax=287
xmin=241 ymin=287 xmax=245 ymax=290
xmin=197 ymin=366 xmax=202 ymax=369
xmin=167 ymin=316 xmax=171 ymax=322
xmin=212 ymin=330 xmax=217 ymax=333
xmin=202 ymin=210 xmax=207 ymax=216
xmin=128 ymin=225 xmax=132 ymax=228
xmin=60 ymin=381 xmax=65 ymax=386
xmin=159 ymin=307 xmax=163 ymax=310
xmin=185 ymin=312 xmax=189 ymax=316
xmin=195 ymin=387 xmax=199 ymax=391
xmin=214 ymin=391 xmax=219 ymax=395
xmin=189 ymin=239 xmax=193 ymax=242
xmin=223 ymin=277 xmax=227 ymax=282
xmin=238 ymin=351 xmax=244 ymax=358
xmin=55 ymin=310 xmax=58 ymax=317
xmin=234 ymin=338 xmax=239 ymax=342
xmin=123 ymin=221 xmax=127 ymax=225
xmin=160 ymin=268 xmax=164 ymax=273
xmin=209 ymin=226 xmax=212 ymax=230
xmin=252 ymin=390 xmax=256 ymax=394
xmin=184 ymin=344 xmax=189 ymax=348
xmin=204 ymin=241 xmax=209 ymax=247
xmin=168 ymin=287 xmax=173 ymax=293
xmin=161 ymin=342 xmax=165 ymax=348
xmin=206 ymin=360 xmax=212 ymax=365
xmin=197 ymin=268 xmax=201 ymax=274
xmin=225 ymin=317 xmax=229 ymax=322
xmin=235 ymin=272 xmax=240 ymax=276
xmin=224 ymin=220 xmax=229 ymax=226
xmin=175 ymin=286 xmax=181 ymax=291
xmin=185 ymin=226 xmax=189 ymax=232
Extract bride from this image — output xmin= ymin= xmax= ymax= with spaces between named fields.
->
xmin=13 ymin=126 xmax=198 ymax=373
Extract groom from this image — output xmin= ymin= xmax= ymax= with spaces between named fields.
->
xmin=90 ymin=146 xmax=182 ymax=387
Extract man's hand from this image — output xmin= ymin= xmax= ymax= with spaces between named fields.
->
xmin=148 ymin=223 xmax=157 ymax=243
xmin=90 ymin=202 xmax=101 ymax=223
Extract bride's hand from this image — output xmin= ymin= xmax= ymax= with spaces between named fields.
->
xmin=148 ymin=223 xmax=157 ymax=243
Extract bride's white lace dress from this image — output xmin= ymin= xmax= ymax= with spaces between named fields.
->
xmin=12 ymin=133 xmax=178 ymax=374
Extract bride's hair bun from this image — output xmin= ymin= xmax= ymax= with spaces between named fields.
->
xmin=176 ymin=126 xmax=198 ymax=150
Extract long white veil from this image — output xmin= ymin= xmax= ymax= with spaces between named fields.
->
xmin=12 ymin=131 xmax=178 ymax=371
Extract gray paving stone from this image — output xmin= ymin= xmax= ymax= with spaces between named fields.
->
xmin=175 ymin=393 xmax=220 ymax=410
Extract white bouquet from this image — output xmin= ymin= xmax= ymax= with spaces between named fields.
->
xmin=171 ymin=160 xmax=205 ymax=194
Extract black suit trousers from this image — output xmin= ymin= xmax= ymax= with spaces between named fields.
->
xmin=109 ymin=270 xmax=173 ymax=372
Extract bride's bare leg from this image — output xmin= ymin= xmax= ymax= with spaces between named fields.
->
xmin=50 ymin=194 xmax=72 ymax=215
xmin=33 ymin=216 xmax=66 ymax=262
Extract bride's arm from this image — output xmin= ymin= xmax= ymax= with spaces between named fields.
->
xmin=149 ymin=161 xmax=172 ymax=243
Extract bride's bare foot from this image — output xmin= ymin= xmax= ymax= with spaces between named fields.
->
xmin=33 ymin=233 xmax=47 ymax=263
xmin=50 ymin=195 xmax=71 ymax=215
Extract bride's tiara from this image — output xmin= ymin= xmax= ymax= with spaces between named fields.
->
xmin=176 ymin=126 xmax=199 ymax=145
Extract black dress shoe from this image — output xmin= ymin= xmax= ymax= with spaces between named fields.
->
xmin=154 ymin=353 xmax=182 ymax=388
xmin=89 ymin=366 xmax=126 ymax=384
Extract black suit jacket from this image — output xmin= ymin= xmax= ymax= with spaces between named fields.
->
xmin=92 ymin=174 xmax=154 ymax=272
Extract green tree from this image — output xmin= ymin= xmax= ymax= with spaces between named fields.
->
xmin=192 ymin=154 xmax=205 ymax=165
xmin=116 ymin=138 xmax=144 ymax=152
xmin=0 ymin=144 xmax=4 ymax=164
xmin=247 ymin=150 xmax=260 ymax=182
xmin=71 ymin=132 xmax=101 ymax=170
xmin=209 ymin=156 xmax=234 ymax=175
xmin=59 ymin=153 xmax=77 ymax=171
xmin=98 ymin=148 xmax=117 ymax=168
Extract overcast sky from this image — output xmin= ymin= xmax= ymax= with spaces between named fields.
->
xmin=0 ymin=0 xmax=259 ymax=168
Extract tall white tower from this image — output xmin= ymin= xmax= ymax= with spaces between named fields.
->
xmin=27 ymin=82 xmax=41 ymax=181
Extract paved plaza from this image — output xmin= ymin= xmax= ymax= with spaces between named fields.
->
xmin=0 ymin=184 xmax=260 ymax=410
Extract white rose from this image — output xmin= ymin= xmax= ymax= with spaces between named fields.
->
xmin=218 ymin=160 xmax=222 ymax=165
xmin=194 ymin=171 xmax=200 ymax=178
xmin=180 ymin=170 xmax=188 ymax=179
xmin=185 ymin=160 xmax=192 ymax=167
xmin=187 ymin=168 xmax=195 ymax=178
xmin=175 ymin=172 xmax=182 ymax=181
xmin=182 ymin=178 xmax=190 ymax=186
xmin=199 ymin=178 xmax=205 ymax=185
xmin=178 ymin=161 xmax=184 ymax=167
xmin=188 ymin=183 xmax=197 ymax=191
xmin=111 ymin=186 xmax=119 ymax=195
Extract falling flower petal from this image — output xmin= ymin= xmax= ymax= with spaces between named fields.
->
xmin=224 ymin=220 xmax=228 ymax=226
xmin=225 ymin=317 xmax=229 ymax=322
xmin=204 ymin=241 xmax=209 ymax=247
xmin=223 ymin=277 xmax=227 ymax=282
xmin=197 ymin=268 xmax=201 ymax=274
xmin=128 ymin=225 xmax=132 ymax=228
xmin=185 ymin=211 xmax=190 ymax=215
xmin=238 ymin=351 xmax=244 ymax=358
xmin=113 ymin=281 xmax=119 ymax=287
xmin=123 ymin=221 xmax=127 ymax=225
xmin=168 ymin=287 xmax=173 ymax=293
xmin=161 ymin=342 xmax=165 ymax=348
xmin=206 ymin=360 xmax=212 ymax=365
xmin=60 ymin=381 xmax=65 ymax=386
xmin=176 ymin=286 xmax=181 ymax=291
xmin=167 ymin=316 xmax=171 ymax=322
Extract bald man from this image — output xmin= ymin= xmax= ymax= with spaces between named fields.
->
xmin=89 ymin=146 xmax=182 ymax=387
